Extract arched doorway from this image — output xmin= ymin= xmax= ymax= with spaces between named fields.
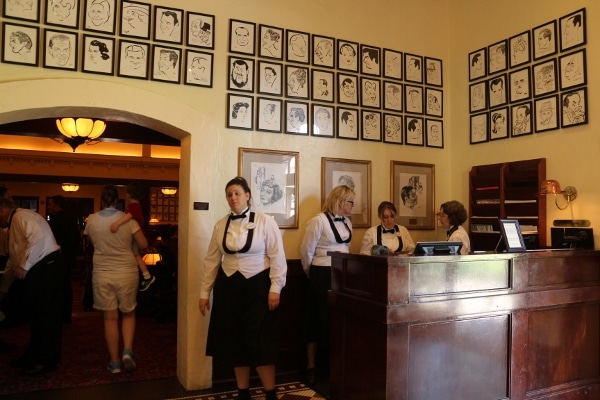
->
xmin=0 ymin=78 xmax=213 ymax=390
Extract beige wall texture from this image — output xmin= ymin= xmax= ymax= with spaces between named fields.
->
xmin=0 ymin=0 xmax=598 ymax=390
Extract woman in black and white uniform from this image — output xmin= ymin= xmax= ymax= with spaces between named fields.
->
xmin=359 ymin=201 xmax=415 ymax=255
xmin=199 ymin=177 xmax=286 ymax=400
xmin=300 ymin=184 xmax=355 ymax=385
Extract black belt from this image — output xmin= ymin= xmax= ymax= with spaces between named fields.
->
xmin=39 ymin=250 xmax=61 ymax=266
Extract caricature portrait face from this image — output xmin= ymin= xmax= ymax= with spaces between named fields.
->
xmin=385 ymin=117 xmax=401 ymax=138
xmin=50 ymin=0 xmax=74 ymax=21
xmin=341 ymin=79 xmax=355 ymax=98
xmin=264 ymin=67 xmax=276 ymax=85
xmin=513 ymin=75 xmax=527 ymax=96
xmin=364 ymin=82 xmax=377 ymax=103
xmin=262 ymin=104 xmax=276 ymax=123
xmin=88 ymin=0 xmax=111 ymax=27
xmin=160 ymin=11 xmax=178 ymax=37
xmin=288 ymin=73 xmax=300 ymax=94
xmin=339 ymin=44 xmax=356 ymax=68
xmin=430 ymin=124 xmax=440 ymax=139
xmin=232 ymin=102 xmax=249 ymax=121
xmin=407 ymin=119 xmax=422 ymax=138
xmin=315 ymin=109 xmax=330 ymax=132
xmin=341 ymin=113 xmax=355 ymax=132
xmin=364 ymin=114 xmax=378 ymax=136
xmin=9 ymin=32 xmax=31 ymax=54
xmin=538 ymin=103 xmax=553 ymax=125
xmin=538 ymin=29 xmax=551 ymax=50
xmin=289 ymin=34 xmax=306 ymax=57
xmin=235 ymin=27 xmax=250 ymax=47
xmin=191 ymin=57 xmax=209 ymax=81
xmin=231 ymin=61 xmax=249 ymax=88
xmin=49 ymin=35 xmax=71 ymax=66
xmin=315 ymin=40 xmax=332 ymax=64
xmin=122 ymin=4 xmax=149 ymax=34
xmin=287 ymin=108 xmax=304 ymax=130
xmin=125 ymin=45 xmax=145 ymax=69
xmin=158 ymin=51 xmax=175 ymax=73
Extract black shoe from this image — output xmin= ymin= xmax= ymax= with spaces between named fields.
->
xmin=21 ymin=364 xmax=57 ymax=376
xmin=306 ymin=368 xmax=316 ymax=385
xmin=139 ymin=276 xmax=156 ymax=292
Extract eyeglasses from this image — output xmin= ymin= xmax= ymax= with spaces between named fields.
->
xmin=436 ymin=212 xmax=447 ymax=217
xmin=346 ymin=200 xmax=355 ymax=206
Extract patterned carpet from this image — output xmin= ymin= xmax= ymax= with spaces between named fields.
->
xmin=0 ymin=281 xmax=177 ymax=396
xmin=165 ymin=382 xmax=325 ymax=400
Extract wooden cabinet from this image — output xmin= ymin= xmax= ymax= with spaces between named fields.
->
xmin=469 ymin=158 xmax=546 ymax=251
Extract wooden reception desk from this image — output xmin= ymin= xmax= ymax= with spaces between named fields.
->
xmin=328 ymin=250 xmax=600 ymax=400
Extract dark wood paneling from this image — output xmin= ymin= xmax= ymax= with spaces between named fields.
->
xmin=329 ymin=251 xmax=600 ymax=400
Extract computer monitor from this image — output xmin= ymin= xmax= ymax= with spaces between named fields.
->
xmin=413 ymin=241 xmax=462 ymax=256
xmin=498 ymin=219 xmax=527 ymax=253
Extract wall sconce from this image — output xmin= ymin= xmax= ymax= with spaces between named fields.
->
xmin=62 ymin=183 xmax=80 ymax=192
xmin=538 ymin=179 xmax=577 ymax=210
xmin=161 ymin=187 xmax=177 ymax=195
xmin=55 ymin=118 xmax=106 ymax=152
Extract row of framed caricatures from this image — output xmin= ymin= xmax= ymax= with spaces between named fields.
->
xmin=225 ymin=18 xmax=445 ymax=148
xmin=1 ymin=0 xmax=216 ymax=87
xmin=227 ymin=94 xmax=444 ymax=148
xmin=468 ymin=8 xmax=588 ymax=144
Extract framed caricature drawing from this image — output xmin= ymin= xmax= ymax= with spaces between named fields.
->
xmin=153 ymin=6 xmax=183 ymax=44
xmin=43 ymin=28 xmax=77 ymax=70
xmin=258 ymin=24 xmax=283 ymax=60
xmin=2 ymin=22 xmax=39 ymax=66
xmin=117 ymin=40 xmax=149 ymax=79
xmin=83 ymin=0 xmax=116 ymax=34
xmin=45 ymin=0 xmax=78 ymax=28
xmin=229 ymin=19 xmax=255 ymax=55
xmin=82 ymin=34 xmax=114 ymax=75
xmin=4 ymin=0 xmax=40 ymax=22
xmin=187 ymin=12 xmax=214 ymax=49
xmin=120 ymin=1 xmax=150 ymax=39
xmin=151 ymin=45 xmax=181 ymax=84
xmin=184 ymin=50 xmax=213 ymax=87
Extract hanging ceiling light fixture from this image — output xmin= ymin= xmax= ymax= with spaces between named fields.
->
xmin=55 ymin=118 xmax=107 ymax=152
xmin=161 ymin=187 xmax=178 ymax=195
xmin=61 ymin=183 xmax=80 ymax=192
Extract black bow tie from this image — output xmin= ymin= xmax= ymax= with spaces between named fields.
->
xmin=382 ymin=228 xmax=395 ymax=234
xmin=334 ymin=217 xmax=345 ymax=222
xmin=231 ymin=213 xmax=247 ymax=220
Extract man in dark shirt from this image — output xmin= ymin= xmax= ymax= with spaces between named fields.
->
xmin=47 ymin=195 xmax=80 ymax=323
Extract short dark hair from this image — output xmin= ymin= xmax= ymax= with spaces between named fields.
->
xmin=440 ymin=200 xmax=467 ymax=226
xmin=127 ymin=182 xmax=144 ymax=201
xmin=50 ymin=195 xmax=66 ymax=209
xmin=101 ymin=185 xmax=119 ymax=209
xmin=226 ymin=177 xmax=252 ymax=203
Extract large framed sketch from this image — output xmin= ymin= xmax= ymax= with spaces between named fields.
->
xmin=391 ymin=161 xmax=435 ymax=230
xmin=322 ymin=157 xmax=371 ymax=228
xmin=238 ymin=148 xmax=299 ymax=229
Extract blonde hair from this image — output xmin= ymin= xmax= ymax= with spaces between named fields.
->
xmin=322 ymin=185 xmax=355 ymax=215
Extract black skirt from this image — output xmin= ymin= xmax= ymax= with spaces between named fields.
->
xmin=206 ymin=267 xmax=280 ymax=367
xmin=304 ymin=265 xmax=331 ymax=348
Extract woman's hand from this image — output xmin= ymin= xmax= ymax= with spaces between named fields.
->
xmin=268 ymin=292 xmax=280 ymax=311
xmin=199 ymin=298 xmax=210 ymax=316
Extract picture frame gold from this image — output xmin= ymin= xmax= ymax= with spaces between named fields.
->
xmin=238 ymin=148 xmax=299 ymax=229
xmin=322 ymin=157 xmax=371 ymax=228
xmin=391 ymin=161 xmax=435 ymax=230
